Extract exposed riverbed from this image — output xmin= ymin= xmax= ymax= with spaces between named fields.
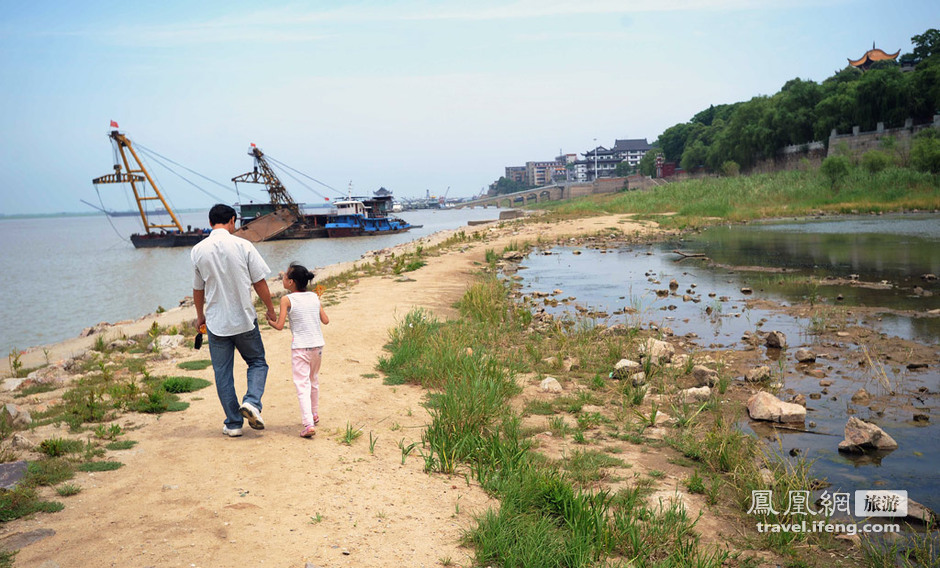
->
xmin=514 ymin=213 xmax=940 ymax=515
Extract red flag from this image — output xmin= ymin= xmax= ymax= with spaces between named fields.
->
xmin=110 ymin=120 xmax=119 ymax=128
xmin=324 ymin=197 xmax=330 ymax=201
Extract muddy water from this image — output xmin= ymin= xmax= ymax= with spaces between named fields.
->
xmin=515 ymin=214 xmax=940 ymax=515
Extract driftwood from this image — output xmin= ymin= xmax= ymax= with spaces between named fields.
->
xmin=672 ymin=249 xmax=707 ymax=259
xmin=760 ymin=422 xmax=841 ymax=437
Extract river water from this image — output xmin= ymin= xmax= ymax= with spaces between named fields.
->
xmin=516 ymin=213 xmax=940 ymax=515
xmin=0 ymin=207 xmax=500 ymax=353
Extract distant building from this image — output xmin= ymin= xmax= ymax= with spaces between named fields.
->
xmin=504 ymin=166 xmax=526 ymax=184
xmin=573 ymin=161 xmax=588 ymax=182
xmin=526 ymin=161 xmax=566 ymax=187
xmin=582 ymin=138 xmax=652 ymax=180
xmin=848 ymin=43 xmax=900 ymax=71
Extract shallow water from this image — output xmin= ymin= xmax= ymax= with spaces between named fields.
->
xmin=515 ymin=214 xmax=940 ymax=515
xmin=0 ymin=208 xmax=500 ymax=352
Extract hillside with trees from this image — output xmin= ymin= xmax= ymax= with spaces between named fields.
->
xmin=639 ymin=28 xmax=940 ymax=177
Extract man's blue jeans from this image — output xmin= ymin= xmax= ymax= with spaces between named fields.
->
xmin=207 ymin=321 xmax=268 ymax=428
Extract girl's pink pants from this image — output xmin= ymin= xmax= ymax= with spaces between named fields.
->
xmin=291 ymin=346 xmax=322 ymax=428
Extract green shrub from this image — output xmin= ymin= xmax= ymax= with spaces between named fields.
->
xmin=37 ymin=437 xmax=83 ymax=458
xmin=820 ymin=155 xmax=851 ymax=189
xmin=911 ymin=128 xmax=940 ymax=173
xmin=0 ymin=486 xmax=63 ymax=521
xmin=860 ymin=150 xmax=892 ymax=174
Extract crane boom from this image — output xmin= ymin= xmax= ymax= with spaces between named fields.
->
xmin=231 ymin=144 xmax=298 ymax=213
xmin=92 ymin=130 xmax=184 ymax=234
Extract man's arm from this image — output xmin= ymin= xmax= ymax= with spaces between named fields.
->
xmin=193 ymin=289 xmax=206 ymax=330
xmin=252 ymin=279 xmax=277 ymax=323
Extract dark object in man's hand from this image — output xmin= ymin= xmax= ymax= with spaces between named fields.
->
xmin=194 ymin=332 xmax=204 ymax=349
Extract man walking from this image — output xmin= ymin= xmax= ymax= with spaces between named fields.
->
xmin=192 ymin=204 xmax=277 ymax=437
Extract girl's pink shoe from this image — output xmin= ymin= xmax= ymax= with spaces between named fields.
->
xmin=300 ymin=425 xmax=316 ymax=438
xmin=313 ymin=414 xmax=320 ymax=425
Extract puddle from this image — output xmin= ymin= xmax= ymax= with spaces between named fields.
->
xmin=514 ymin=216 xmax=940 ymax=515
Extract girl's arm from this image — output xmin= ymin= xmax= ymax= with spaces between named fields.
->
xmin=319 ymin=304 xmax=330 ymax=325
xmin=267 ymin=296 xmax=291 ymax=330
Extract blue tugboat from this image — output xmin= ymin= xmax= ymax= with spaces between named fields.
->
xmin=325 ymin=186 xmax=412 ymax=238
xmin=232 ymin=147 xmax=411 ymax=241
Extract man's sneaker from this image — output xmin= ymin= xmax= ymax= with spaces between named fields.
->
xmin=222 ymin=426 xmax=243 ymax=437
xmin=300 ymin=425 xmax=316 ymax=438
xmin=239 ymin=402 xmax=265 ymax=430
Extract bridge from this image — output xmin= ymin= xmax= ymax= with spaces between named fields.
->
xmin=454 ymin=182 xmax=590 ymax=209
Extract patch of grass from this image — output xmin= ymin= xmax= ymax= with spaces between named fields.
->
xmin=128 ymin=387 xmax=189 ymax=413
xmin=575 ymin=411 xmax=604 ymax=431
xmin=563 ymin=449 xmax=624 ymax=486
xmin=685 ymin=469 xmax=706 ymax=494
xmin=177 ymin=360 xmax=212 ymax=371
xmin=26 ymin=458 xmax=75 ymax=486
xmin=77 ymin=461 xmax=123 ymax=472
xmin=55 ymin=483 xmax=82 ymax=497
xmin=105 ymin=440 xmax=138 ymax=451
xmin=13 ymin=382 xmax=58 ymax=398
xmin=160 ymin=376 xmax=211 ymax=393
xmin=548 ymin=416 xmax=572 ymax=438
xmin=523 ymin=399 xmax=555 ymax=416
xmin=861 ymin=528 xmax=939 ymax=568
xmin=37 ymin=437 xmax=84 ymax=458
xmin=0 ymin=486 xmax=64 ymax=521
xmin=93 ymin=423 xmax=124 ymax=441
xmin=342 ymin=422 xmax=363 ymax=445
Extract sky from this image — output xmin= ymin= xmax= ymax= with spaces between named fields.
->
xmin=0 ymin=0 xmax=936 ymax=214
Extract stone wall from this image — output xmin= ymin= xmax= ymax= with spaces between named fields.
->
xmin=591 ymin=177 xmax=629 ymax=194
xmin=827 ymin=116 xmax=940 ymax=161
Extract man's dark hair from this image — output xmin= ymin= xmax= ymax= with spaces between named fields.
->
xmin=209 ymin=204 xmax=237 ymax=226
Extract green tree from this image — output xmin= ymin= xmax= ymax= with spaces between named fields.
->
xmin=771 ymin=78 xmax=823 ymax=146
xmin=853 ymin=66 xmax=911 ymax=130
xmin=910 ymin=128 xmax=940 ymax=173
xmin=911 ymin=28 xmax=940 ymax=63
xmin=657 ymin=123 xmax=690 ymax=162
xmin=860 ymin=150 xmax=892 ymax=175
xmin=614 ymin=161 xmax=634 ymax=176
xmin=637 ymin=148 xmax=659 ymax=177
xmin=720 ymin=161 xmax=740 ymax=177
xmin=489 ymin=176 xmax=529 ymax=196
xmin=820 ymin=155 xmax=852 ymax=190
xmin=680 ymin=140 xmax=707 ymax=171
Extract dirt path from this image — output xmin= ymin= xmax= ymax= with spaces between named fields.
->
xmin=4 ymin=214 xmax=658 ymax=567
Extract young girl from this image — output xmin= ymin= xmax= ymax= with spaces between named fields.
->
xmin=267 ymin=263 xmax=330 ymax=438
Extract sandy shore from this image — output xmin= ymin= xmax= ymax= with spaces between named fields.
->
xmin=2 ymin=213 xmax=665 ymax=567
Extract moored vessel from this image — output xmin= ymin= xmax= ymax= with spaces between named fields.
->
xmin=92 ymin=125 xmax=208 ymax=249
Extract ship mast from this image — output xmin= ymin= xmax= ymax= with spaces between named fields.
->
xmin=231 ymin=144 xmax=299 ymax=215
xmin=92 ymin=129 xmax=185 ymax=234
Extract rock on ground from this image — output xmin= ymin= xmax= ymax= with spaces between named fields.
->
xmin=837 ymin=417 xmax=898 ymax=452
xmin=747 ymin=391 xmax=806 ymax=423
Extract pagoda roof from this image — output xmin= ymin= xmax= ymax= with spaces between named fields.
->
xmin=613 ymin=138 xmax=651 ymax=152
xmin=848 ymin=44 xmax=900 ymax=69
